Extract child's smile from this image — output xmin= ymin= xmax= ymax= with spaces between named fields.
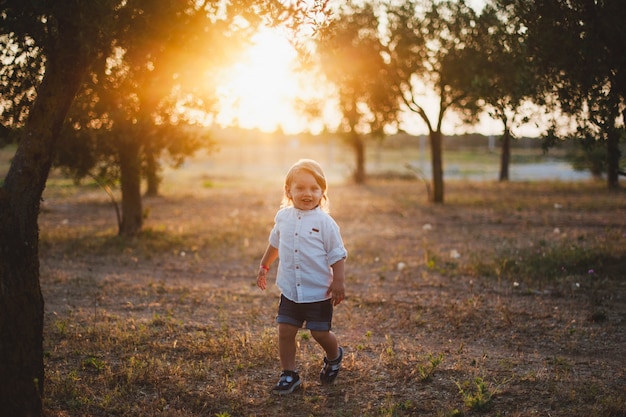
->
xmin=286 ymin=171 xmax=323 ymax=211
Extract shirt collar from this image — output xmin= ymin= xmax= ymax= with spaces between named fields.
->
xmin=295 ymin=206 xmax=321 ymax=216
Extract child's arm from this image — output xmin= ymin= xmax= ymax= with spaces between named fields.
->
xmin=256 ymin=244 xmax=278 ymax=291
xmin=327 ymin=258 xmax=346 ymax=306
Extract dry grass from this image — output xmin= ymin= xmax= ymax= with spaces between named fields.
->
xmin=38 ymin=175 xmax=626 ymax=416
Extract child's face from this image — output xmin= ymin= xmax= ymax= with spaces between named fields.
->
xmin=286 ymin=170 xmax=323 ymax=211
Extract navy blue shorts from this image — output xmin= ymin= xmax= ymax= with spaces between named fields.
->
xmin=276 ymin=294 xmax=333 ymax=331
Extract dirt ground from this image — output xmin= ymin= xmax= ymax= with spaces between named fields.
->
xmin=39 ymin=177 xmax=626 ymax=416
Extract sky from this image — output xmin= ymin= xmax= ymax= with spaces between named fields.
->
xmin=212 ymin=0 xmax=544 ymax=138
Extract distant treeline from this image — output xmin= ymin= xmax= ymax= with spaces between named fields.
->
xmin=379 ymin=132 xmax=546 ymax=151
xmin=208 ymin=126 xmax=568 ymax=151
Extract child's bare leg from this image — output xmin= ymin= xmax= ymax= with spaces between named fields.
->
xmin=278 ymin=323 xmax=299 ymax=370
xmin=311 ymin=330 xmax=340 ymax=360
xmin=312 ymin=329 xmax=344 ymax=384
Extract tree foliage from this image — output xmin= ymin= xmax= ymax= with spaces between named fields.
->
xmin=0 ymin=1 xmax=118 ymax=126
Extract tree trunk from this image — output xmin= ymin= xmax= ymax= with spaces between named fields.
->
xmin=606 ymin=126 xmax=621 ymax=189
xmin=119 ymin=139 xmax=143 ymax=236
xmin=499 ymin=128 xmax=511 ymax=182
xmin=144 ymin=145 xmax=161 ymax=197
xmin=430 ymin=130 xmax=444 ymax=203
xmin=351 ymin=132 xmax=366 ymax=184
xmin=0 ymin=26 xmax=90 ymax=416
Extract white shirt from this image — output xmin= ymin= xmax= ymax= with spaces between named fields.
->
xmin=269 ymin=206 xmax=347 ymax=303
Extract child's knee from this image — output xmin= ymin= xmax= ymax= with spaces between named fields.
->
xmin=310 ymin=329 xmax=330 ymax=341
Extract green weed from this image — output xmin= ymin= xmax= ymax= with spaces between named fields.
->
xmin=415 ymin=353 xmax=444 ymax=382
xmin=455 ymin=376 xmax=494 ymax=412
xmin=82 ymin=356 xmax=107 ymax=372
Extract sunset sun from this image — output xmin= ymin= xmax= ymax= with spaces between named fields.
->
xmin=215 ymin=29 xmax=310 ymax=134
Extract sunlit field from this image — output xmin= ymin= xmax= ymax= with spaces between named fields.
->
xmin=2 ymin=142 xmax=625 ymax=416
xmin=159 ymin=134 xmax=589 ymax=192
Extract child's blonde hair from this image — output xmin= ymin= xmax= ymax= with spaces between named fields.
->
xmin=282 ymin=159 xmax=329 ymax=211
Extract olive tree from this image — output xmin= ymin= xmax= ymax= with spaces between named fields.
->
xmin=503 ymin=0 xmax=625 ymax=188
xmin=385 ymin=0 xmax=482 ymax=203
xmin=466 ymin=3 xmax=538 ymax=181
xmin=314 ymin=2 xmax=399 ymax=184
xmin=0 ymin=3 xmax=119 ymax=414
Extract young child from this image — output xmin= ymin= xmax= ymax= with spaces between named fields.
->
xmin=256 ymin=159 xmax=348 ymax=395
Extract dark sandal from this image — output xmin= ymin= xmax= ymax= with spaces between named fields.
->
xmin=272 ymin=370 xmax=302 ymax=394
xmin=320 ymin=346 xmax=343 ymax=384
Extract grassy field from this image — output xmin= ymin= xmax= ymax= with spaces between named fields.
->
xmin=34 ymin=157 xmax=625 ymax=416
xmin=1 ymin=143 xmax=625 ymax=416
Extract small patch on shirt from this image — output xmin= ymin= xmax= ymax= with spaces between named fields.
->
xmin=312 ymin=228 xmax=320 ymax=233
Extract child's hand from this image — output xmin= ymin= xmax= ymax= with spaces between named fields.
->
xmin=256 ymin=268 xmax=267 ymax=290
xmin=327 ymin=280 xmax=345 ymax=306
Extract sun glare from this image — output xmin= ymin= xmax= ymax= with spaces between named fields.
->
xmin=215 ymin=29 xmax=311 ymax=134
